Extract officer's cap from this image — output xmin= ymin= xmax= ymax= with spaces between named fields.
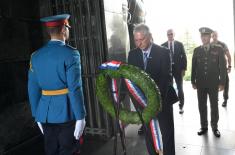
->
xmin=199 ymin=27 xmax=213 ymax=35
xmin=40 ymin=14 xmax=71 ymax=28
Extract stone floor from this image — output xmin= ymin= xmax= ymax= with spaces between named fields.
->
xmin=6 ymin=73 xmax=235 ymax=155
xmin=85 ymin=71 xmax=235 ymax=155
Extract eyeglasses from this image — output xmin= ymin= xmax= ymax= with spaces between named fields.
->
xmin=167 ymin=33 xmax=173 ymax=36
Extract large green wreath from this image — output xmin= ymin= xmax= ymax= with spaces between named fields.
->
xmin=96 ymin=64 xmax=161 ymax=124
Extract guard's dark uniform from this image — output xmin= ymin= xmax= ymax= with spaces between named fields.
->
xmin=191 ymin=39 xmax=226 ymax=131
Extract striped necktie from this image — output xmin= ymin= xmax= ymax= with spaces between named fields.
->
xmin=170 ymin=42 xmax=173 ymax=53
xmin=144 ymin=52 xmax=148 ymax=70
xmin=170 ymin=42 xmax=174 ymax=64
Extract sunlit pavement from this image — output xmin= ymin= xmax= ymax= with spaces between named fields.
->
xmin=85 ymin=71 xmax=235 ymax=155
xmin=174 ymin=71 xmax=235 ymax=155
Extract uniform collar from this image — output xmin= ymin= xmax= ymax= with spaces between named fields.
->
xmin=48 ymin=39 xmax=65 ymax=45
xmin=202 ymin=44 xmax=210 ymax=51
xmin=203 ymin=44 xmax=210 ymax=48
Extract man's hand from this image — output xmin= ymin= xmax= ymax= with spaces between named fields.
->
xmin=74 ymin=118 xmax=86 ymax=140
xmin=182 ymin=70 xmax=186 ymax=77
xmin=37 ymin=122 xmax=44 ymax=134
xmin=192 ymin=84 xmax=197 ymax=89
xmin=227 ymin=67 xmax=231 ymax=73
xmin=218 ymin=85 xmax=224 ymax=91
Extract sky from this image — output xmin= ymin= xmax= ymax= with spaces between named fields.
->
xmin=144 ymin=0 xmax=234 ymax=53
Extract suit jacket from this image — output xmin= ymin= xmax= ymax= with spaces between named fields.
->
xmin=128 ymin=43 xmax=172 ymax=103
xmin=129 ymin=44 xmax=176 ymax=155
xmin=28 ymin=40 xmax=86 ymax=123
xmin=162 ymin=41 xmax=187 ymax=74
xmin=191 ymin=44 xmax=226 ymax=88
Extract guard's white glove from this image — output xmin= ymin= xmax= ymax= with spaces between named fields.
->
xmin=74 ymin=118 xmax=86 ymax=140
xmin=37 ymin=122 xmax=44 ymax=134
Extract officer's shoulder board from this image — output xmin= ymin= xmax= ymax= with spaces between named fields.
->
xmin=66 ymin=44 xmax=77 ymax=50
xmin=211 ymin=43 xmax=223 ymax=49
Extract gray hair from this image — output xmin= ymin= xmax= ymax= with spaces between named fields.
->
xmin=167 ymin=29 xmax=174 ymax=34
xmin=133 ymin=23 xmax=151 ymax=36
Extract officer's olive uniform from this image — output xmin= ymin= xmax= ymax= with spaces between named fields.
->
xmin=212 ymin=41 xmax=230 ymax=102
xmin=191 ymin=44 xmax=226 ymax=130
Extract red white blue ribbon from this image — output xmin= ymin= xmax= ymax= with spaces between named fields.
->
xmin=150 ymin=118 xmax=163 ymax=152
xmin=124 ymin=79 xmax=163 ymax=153
xmin=124 ymin=79 xmax=147 ymax=107
xmin=111 ymin=79 xmax=119 ymax=104
xmin=100 ymin=61 xmax=163 ymax=153
xmin=99 ymin=60 xmax=122 ymax=70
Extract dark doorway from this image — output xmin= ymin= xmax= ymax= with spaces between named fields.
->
xmin=0 ymin=0 xmax=44 ymax=154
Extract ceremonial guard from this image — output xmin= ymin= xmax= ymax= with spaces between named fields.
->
xmin=28 ymin=14 xmax=86 ymax=155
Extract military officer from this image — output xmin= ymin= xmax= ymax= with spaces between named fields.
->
xmin=28 ymin=14 xmax=86 ymax=155
xmin=211 ymin=31 xmax=232 ymax=107
xmin=191 ymin=27 xmax=226 ymax=138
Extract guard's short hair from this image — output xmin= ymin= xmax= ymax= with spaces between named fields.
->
xmin=46 ymin=25 xmax=64 ymax=35
xmin=133 ymin=23 xmax=151 ymax=36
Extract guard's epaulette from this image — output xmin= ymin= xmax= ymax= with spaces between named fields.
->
xmin=66 ymin=44 xmax=77 ymax=50
xmin=30 ymin=51 xmax=37 ymax=58
xmin=31 ymin=51 xmax=37 ymax=56
xmin=29 ymin=51 xmax=37 ymax=72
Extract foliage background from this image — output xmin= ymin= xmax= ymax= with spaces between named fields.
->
xmin=180 ymin=31 xmax=197 ymax=81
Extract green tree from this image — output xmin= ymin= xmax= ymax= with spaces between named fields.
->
xmin=180 ymin=30 xmax=197 ymax=81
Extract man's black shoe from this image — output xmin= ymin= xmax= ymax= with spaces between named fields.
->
xmin=222 ymin=101 xmax=227 ymax=107
xmin=213 ymin=129 xmax=221 ymax=138
xmin=138 ymin=125 xmax=144 ymax=135
xmin=197 ymin=128 xmax=208 ymax=135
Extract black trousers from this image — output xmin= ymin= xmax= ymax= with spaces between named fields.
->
xmin=157 ymin=104 xmax=175 ymax=155
xmin=132 ymin=96 xmax=175 ymax=155
xmin=172 ymin=65 xmax=184 ymax=109
xmin=197 ymin=87 xmax=219 ymax=130
xmin=42 ymin=121 xmax=80 ymax=155
xmin=223 ymin=73 xmax=229 ymax=101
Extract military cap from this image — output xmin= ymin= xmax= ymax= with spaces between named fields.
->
xmin=199 ymin=27 xmax=213 ymax=34
xmin=40 ymin=14 xmax=71 ymax=28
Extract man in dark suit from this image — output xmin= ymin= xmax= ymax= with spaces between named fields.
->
xmin=128 ymin=23 xmax=175 ymax=155
xmin=191 ymin=27 xmax=226 ymax=138
xmin=162 ymin=29 xmax=187 ymax=114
